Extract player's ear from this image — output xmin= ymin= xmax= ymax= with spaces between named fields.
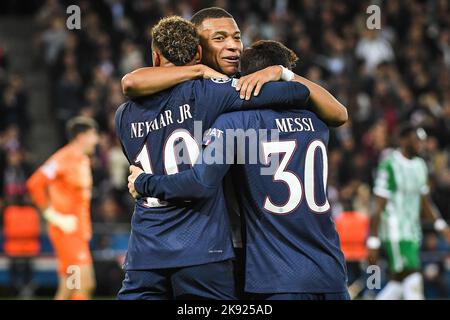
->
xmin=194 ymin=45 xmax=202 ymax=64
xmin=152 ymin=50 xmax=161 ymax=67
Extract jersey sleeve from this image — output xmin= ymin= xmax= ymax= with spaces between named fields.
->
xmin=114 ymin=103 xmax=126 ymax=139
xmin=373 ymin=159 xmax=396 ymax=199
xmin=134 ymin=115 xmax=234 ymax=201
xmin=27 ymin=157 xmax=62 ymax=209
xmin=115 ymin=102 xmax=132 ymax=163
xmin=195 ymin=79 xmax=310 ymax=122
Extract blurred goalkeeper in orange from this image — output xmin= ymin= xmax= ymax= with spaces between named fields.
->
xmin=27 ymin=117 xmax=99 ymax=300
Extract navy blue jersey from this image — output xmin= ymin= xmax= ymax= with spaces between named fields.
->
xmin=135 ymin=109 xmax=348 ymax=293
xmin=115 ymin=78 xmax=309 ymax=270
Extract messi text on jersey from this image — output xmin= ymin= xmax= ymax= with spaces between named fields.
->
xmin=275 ymin=117 xmax=315 ymax=133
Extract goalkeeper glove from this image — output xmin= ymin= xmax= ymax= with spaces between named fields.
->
xmin=43 ymin=207 xmax=78 ymax=234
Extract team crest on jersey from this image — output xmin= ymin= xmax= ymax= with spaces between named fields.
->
xmin=42 ymin=160 xmax=58 ymax=179
xmin=211 ymin=77 xmax=232 ymax=84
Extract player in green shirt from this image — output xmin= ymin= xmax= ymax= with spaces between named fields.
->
xmin=367 ymin=125 xmax=450 ymax=300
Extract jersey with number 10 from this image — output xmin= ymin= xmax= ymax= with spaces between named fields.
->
xmin=115 ymin=78 xmax=309 ymax=270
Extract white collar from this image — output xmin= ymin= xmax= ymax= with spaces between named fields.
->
xmin=394 ymin=149 xmax=416 ymax=167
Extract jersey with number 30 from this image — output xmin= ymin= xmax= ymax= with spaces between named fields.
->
xmin=115 ymin=78 xmax=309 ymax=270
xmin=135 ymin=109 xmax=348 ymax=293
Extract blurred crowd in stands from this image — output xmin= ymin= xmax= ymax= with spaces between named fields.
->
xmin=1 ymin=0 xmax=450 ymax=297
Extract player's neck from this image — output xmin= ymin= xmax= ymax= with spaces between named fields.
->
xmin=68 ymin=140 xmax=87 ymax=156
xmin=400 ymin=148 xmax=413 ymax=160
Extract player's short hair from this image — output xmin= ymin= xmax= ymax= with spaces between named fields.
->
xmin=399 ymin=124 xmax=417 ymax=138
xmin=151 ymin=16 xmax=200 ymax=66
xmin=399 ymin=125 xmax=427 ymax=141
xmin=191 ymin=7 xmax=234 ymax=26
xmin=240 ymin=40 xmax=299 ymax=76
xmin=66 ymin=116 xmax=98 ymax=141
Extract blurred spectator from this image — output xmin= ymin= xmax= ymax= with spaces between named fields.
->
xmin=0 ymin=74 xmax=28 ymax=135
xmin=355 ymin=29 xmax=394 ymax=74
xmin=39 ymin=17 xmax=67 ymax=66
xmin=422 ymin=232 xmax=449 ymax=298
xmin=95 ymin=197 xmax=123 ymax=224
xmin=119 ymin=40 xmax=145 ymax=75
xmin=34 ymin=0 xmax=64 ymax=28
xmin=2 ymin=149 xmax=30 ymax=203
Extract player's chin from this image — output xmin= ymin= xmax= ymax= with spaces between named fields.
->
xmin=86 ymin=148 xmax=96 ymax=156
xmin=220 ymin=63 xmax=239 ymax=77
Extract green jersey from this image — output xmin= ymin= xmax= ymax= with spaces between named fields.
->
xmin=373 ymin=149 xmax=429 ymax=243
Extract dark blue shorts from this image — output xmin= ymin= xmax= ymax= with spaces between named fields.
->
xmin=250 ymin=291 xmax=350 ymax=300
xmin=117 ymin=259 xmax=236 ymax=300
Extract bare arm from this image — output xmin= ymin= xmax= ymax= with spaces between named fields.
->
xmin=121 ymin=65 xmax=228 ymax=98
xmin=293 ymin=75 xmax=348 ymax=127
xmin=369 ymin=196 xmax=388 ymax=237
xmin=421 ymin=195 xmax=450 ymax=242
xmin=421 ymin=194 xmax=441 ymax=221
xmin=367 ymin=195 xmax=388 ymax=265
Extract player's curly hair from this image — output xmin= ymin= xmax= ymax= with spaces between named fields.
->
xmin=151 ymin=16 xmax=200 ymax=66
xmin=240 ymin=40 xmax=299 ymax=76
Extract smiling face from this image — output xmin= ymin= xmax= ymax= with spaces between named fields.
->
xmin=197 ymin=17 xmax=243 ymax=76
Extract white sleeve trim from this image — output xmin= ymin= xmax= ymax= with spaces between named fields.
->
xmin=420 ymin=185 xmax=430 ymax=195
xmin=41 ymin=160 xmax=58 ymax=180
xmin=373 ymin=187 xmax=391 ymax=199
